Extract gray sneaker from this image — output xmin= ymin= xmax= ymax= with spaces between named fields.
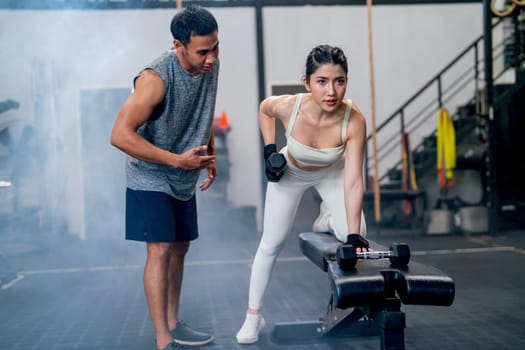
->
xmin=171 ymin=321 xmax=214 ymax=346
xmin=154 ymin=340 xmax=183 ymax=350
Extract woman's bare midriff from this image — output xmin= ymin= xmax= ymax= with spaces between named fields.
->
xmin=287 ymin=153 xmax=332 ymax=172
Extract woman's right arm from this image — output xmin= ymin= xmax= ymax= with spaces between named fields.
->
xmin=258 ymin=95 xmax=294 ymax=145
xmin=258 ymin=97 xmax=279 ymax=146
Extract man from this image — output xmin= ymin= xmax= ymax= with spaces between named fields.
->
xmin=110 ymin=5 xmax=220 ymax=350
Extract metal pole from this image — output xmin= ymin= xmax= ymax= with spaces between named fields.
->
xmin=255 ymin=0 xmax=268 ymax=219
xmin=367 ymin=0 xmax=381 ymax=229
xmin=437 ymin=76 xmax=443 ymax=108
xmin=474 ymin=43 xmax=479 ymax=92
xmin=255 ymin=0 xmax=266 ymax=104
xmin=400 ymin=109 xmax=405 ymax=135
xmin=483 ymin=0 xmax=498 ymax=235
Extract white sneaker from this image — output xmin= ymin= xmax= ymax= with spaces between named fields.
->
xmin=312 ymin=201 xmax=332 ymax=233
xmin=236 ymin=313 xmax=265 ymax=344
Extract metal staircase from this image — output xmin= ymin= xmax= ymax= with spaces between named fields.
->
xmin=363 ymin=12 xmax=525 ymax=234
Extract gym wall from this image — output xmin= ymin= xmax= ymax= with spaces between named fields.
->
xmin=0 ymin=3 xmax=482 ymax=238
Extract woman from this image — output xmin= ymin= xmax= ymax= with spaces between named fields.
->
xmin=236 ymin=45 xmax=370 ymax=344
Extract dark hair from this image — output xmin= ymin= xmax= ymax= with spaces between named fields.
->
xmin=170 ymin=5 xmax=218 ymax=45
xmin=304 ymin=45 xmax=348 ymax=83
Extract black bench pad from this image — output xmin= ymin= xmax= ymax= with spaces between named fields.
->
xmin=299 ymin=232 xmax=455 ymax=309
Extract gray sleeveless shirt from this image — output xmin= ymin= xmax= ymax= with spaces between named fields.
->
xmin=126 ymin=50 xmax=220 ymax=200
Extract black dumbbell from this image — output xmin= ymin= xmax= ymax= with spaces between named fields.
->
xmin=265 ymin=152 xmax=287 ymax=181
xmin=267 ymin=153 xmax=286 ymax=173
xmin=336 ymin=243 xmax=411 ymax=270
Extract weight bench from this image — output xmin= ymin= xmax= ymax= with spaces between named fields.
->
xmin=271 ymin=232 xmax=455 ymax=350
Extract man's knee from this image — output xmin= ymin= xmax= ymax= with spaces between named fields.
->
xmin=171 ymin=241 xmax=190 ymax=256
xmin=147 ymin=242 xmax=173 ymax=260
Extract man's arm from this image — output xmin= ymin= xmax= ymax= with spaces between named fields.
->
xmin=199 ymin=128 xmax=217 ymax=191
xmin=110 ymin=69 xmax=214 ymax=170
xmin=207 ymin=127 xmax=216 ymax=156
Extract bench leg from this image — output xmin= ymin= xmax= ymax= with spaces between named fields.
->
xmin=373 ymin=298 xmax=406 ymax=350
xmin=271 ymin=296 xmax=379 ymax=344
xmin=271 ymin=296 xmax=406 ymax=350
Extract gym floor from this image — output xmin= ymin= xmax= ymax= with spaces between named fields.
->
xmin=1 ymin=200 xmax=525 ymax=350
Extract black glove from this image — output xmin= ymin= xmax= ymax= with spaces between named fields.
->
xmin=345 ymin=234 xmax=370 ymax=250
xmin=263 ymin=144 xmax=287 ymax=182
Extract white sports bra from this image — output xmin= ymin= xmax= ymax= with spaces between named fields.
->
xmin=285 ymin=94 xmax=351 ymax=167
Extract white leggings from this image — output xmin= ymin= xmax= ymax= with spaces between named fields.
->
xmin=248 ymin=151 xmax=367 ymax=310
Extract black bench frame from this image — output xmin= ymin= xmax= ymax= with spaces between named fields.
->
xmin=271 ymin=232 xmax=454 ymax=350
xmin=272 ymin=268 xmax=407 ymax=350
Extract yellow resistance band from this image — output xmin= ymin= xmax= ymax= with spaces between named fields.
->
xmin=437 ymin=108 xmax=456 ymax=189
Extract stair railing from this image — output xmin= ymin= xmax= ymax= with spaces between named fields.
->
xmin=364 ymin=17 xmax=511 ymax=189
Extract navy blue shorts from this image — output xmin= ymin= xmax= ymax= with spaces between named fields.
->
xmin=125 ymin=188 xmax=199 ymax=242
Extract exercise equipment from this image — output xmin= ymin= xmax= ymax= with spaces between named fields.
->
xmin=336 ymin=243 xmax=410 ymax=270
xmin=437 ymin=108 xmax=456 ymax=190
xmin=266 ymin=152 xmax=286 ymax=175
xmin=271 ymin=232 xmax=455 ymax=350
xmin=263 ymin=144 xmax=287 ymax=182
xmin=490 ymin=0 xmax=525 ymax=17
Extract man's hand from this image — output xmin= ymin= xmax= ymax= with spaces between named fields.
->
xmin=177 ymin=145 xmax=216 ymax=170
xmin=199 ymin=163 xmax=217 ymax=191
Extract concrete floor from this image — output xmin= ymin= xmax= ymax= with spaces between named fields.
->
xmin=1 ymin=208 xmax=524 ymax=350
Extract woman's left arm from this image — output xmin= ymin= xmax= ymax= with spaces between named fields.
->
xmin=343 ymin=105 xmax=367 ymax=235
